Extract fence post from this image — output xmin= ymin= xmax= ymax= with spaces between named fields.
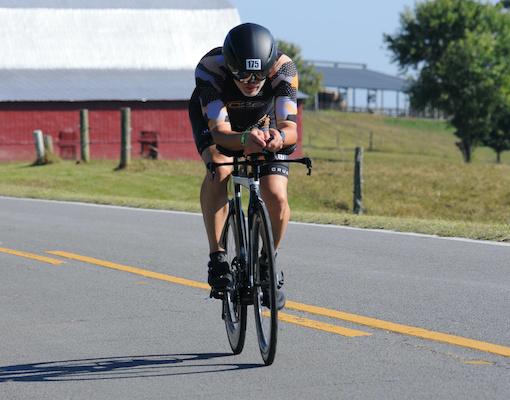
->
xmin=353 ymin=146 xmax=364 ymax=215
xmin=118 ymin=107 xmax=131 ymax=170
xmin=80 ymin=109 xmax=90 ymax=162
xmin=33 ymin=130 xmax=45 ymax=162
xmin=43 ymin=135 xmax=54 ymax=154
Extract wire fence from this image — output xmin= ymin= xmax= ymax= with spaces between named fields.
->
xmin=305 ymin=144 xmax=508 ymax=224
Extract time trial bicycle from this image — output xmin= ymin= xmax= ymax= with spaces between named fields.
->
xmin=207 ymin=144 xmax=312 ymax=365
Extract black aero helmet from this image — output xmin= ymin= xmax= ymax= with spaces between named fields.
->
xmin=223 ymin=23 xmax=277 ymax=83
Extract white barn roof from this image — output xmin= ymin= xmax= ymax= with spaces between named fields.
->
xmin=0 ymin=69 xmax=195 ymax=102
xmin=0 ymin=0 xmax=241 ymax=101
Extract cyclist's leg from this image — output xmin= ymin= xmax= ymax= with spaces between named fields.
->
xmin=260 ymin=170 xmax=289 ymax=252
xmin=189 ymin=97 xmax=233 ymax=287
xmin=200 ymin=145 xmax=233 ymax=254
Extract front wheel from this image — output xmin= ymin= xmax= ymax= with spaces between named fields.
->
xmin=221 ymin=208 xmax=247 ymax=354
xmin=252 ymin=203 xmax=278 ymax=365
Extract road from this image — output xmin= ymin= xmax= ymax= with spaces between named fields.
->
xmin=1 ymin=196 xmax=509 ymax=399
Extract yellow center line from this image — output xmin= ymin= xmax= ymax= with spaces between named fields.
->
xmin=461 ymin=360 xmax=495 ymax=365
xmin=0 ymin=247 xmax=66 ymax=265
xmin=47 ymin=250 xmax=369 ymax=337
xmin=275 ymin=312 xmax=371 ymax=337
xmin=285 ymin=301 xmax=510 ymax=358
xmin=47 ymin=251 xmax=510 ymax=357
xmin=46 ymin=251 xmax=210 ymax=290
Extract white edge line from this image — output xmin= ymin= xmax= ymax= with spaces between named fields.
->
xmin=289 ymin=221 xmax=510 ymax=247
xmin=2 ymin=196 xmax=509 ymax=247
xmin=0 ymin=195 xmax=198 ymax=215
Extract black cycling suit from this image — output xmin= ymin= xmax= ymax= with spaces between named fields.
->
xmin=189 ymin=47 xmax=299 ymax=177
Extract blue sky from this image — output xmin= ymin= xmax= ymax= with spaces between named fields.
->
xmin=230 ymin=0 xmax=419 ymax=77
xmin=231 ymin=0 xmax=498 ymax=77
xmin=230 ymin=1 xmax=498 ymax=108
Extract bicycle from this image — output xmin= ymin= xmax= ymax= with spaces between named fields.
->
xmin=207 ymin=144 xmax=312 ymax=365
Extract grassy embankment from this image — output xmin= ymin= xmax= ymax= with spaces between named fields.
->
xmin=1 ymin=110 xmax=509 ymax=242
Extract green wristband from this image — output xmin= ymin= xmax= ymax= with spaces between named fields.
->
xmin=241 ymin=130 xmax=250 ymax=146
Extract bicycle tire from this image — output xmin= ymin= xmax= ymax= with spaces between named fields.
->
xmin=252 ymin=202 xmax=278 ymax=365
xmin=221 ymin=205 xmax=247 ymax=354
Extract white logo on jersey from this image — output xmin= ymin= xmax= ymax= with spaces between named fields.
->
xmin=246 ymin=59 xmax=262 ymax=70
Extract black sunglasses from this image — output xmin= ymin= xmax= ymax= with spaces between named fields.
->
xmin=232 ymin=71 xmax=267 ymax=83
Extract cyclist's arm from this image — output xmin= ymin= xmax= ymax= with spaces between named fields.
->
xmin=267 ymin=53 xmax=299 ymax=152
xmin=211 ymin=119 xmax=297 ymax=154
xmin=212 ymin=123 xmax=269 ymax=154
xmin=198 ymin=92 xmax=269 ymax=153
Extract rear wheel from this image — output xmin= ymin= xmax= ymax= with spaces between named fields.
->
xmin=252 ymin=203 xmax=278 ymax=365
xmin=221 ymin=208 xmax=247 ymax=354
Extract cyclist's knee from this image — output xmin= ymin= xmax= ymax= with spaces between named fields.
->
xmin=263 ymin=188 xmax=288 ymax=215
xmin=202 ymin=146 xmax=232 ymax=183
xmin=262 ymin=176 xmax=288 ymax=205
xmin=206 ymin=165 xmax=231 ymax=184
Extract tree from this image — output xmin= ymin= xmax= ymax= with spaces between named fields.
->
xmin=435 ymin=31 xmax=510 ymax=162
xmin=277 ymin=40 xmax=323 ymax=108
xmin=483 ymin=112 xmax=510 ymax=163
xmin=384 ymin=0 xmax=510 ymax=162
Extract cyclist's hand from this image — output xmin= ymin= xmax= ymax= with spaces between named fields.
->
xmin=244 ymin=129 xmax=270 ymax=154
xmin=265 ymin=128 xmax=284 ymax=152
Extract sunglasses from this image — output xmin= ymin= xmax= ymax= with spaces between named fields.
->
xmin=232 ymin=71 xmax=267 ymax=83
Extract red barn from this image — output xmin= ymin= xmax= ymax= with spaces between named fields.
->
xmin=0 ymin=70 xmax=203 ymax=161
xmin=0 ymin=1 xmax=303 ymax=162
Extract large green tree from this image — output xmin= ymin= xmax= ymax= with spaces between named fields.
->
xmin=435 ymin=30 xmax=510 ymax=161
xmin=384 ymin=0 xmax=510 ymax=162
xmin=277 ymin=40 xmax=323 ymax=108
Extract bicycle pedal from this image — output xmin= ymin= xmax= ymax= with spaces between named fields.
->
xmin=241 ymin=289 xmax=254 ymax=305
xmin=209 ymin=289 xmax=223 ymax=300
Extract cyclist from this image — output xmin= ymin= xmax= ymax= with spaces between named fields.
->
xmin=188 ymin=23 xmax=299 ymax=310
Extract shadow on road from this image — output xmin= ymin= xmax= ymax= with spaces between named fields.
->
xmin=0 ymin=353 xmax=263 ymax=382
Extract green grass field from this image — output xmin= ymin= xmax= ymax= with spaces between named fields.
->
xmin=1 ymin=110 xmax=509 ymax=242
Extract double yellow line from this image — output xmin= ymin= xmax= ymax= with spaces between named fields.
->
xmin=46 ymin=251 xmax=370 ymax=338
xmin=0 ymin=247 xmax=66 ymax=265
xmin=3 ymin=246 xmax=510 ymax=358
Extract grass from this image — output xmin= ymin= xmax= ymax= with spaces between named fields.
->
xmin=1 ymin=110 xmax=509 ymax=243
xmin=0 ymin=159 xmax=204 ymax=212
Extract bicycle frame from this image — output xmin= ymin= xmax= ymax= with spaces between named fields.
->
xmin=208 ymin=148 xmax=312 ymax=364
xmin=230 ymin=156 xmax=267 ymax=298
xmin=211 ymin=151 xmax=312 ymax=284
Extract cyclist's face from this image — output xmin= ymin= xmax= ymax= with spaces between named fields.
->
xmin=233 ymin=79 xmax=266 ymax=97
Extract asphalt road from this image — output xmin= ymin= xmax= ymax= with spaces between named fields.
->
xmin=1 ymin=196 xmax=509 ymax=399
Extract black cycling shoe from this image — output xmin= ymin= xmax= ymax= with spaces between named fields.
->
xmin=259 ymin=255 xmax=285 ymax=310
xmin=262 ymin=286 xmax=286 ymax=311
xmin=208 ymin=251 xmax=233 ymax=289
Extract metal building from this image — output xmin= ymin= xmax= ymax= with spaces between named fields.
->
xmin=311 ymin=61 xmax=410 ymax=116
